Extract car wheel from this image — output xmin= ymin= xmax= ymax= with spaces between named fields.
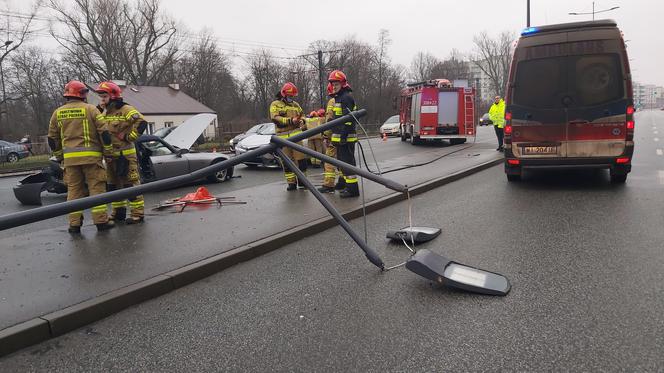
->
xmin=610 ymin=172 xmax=627 ymax=183
xmin=7 ymin=152 xmax=19 ymax=163
xmin=207 ymin=162 xmax=229 ymax=183
xmin=506 ymin=174 xmax=521 ymax=182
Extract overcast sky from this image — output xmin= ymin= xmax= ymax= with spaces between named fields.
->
xmin=11 ymin=0 xmax=664 ymax=86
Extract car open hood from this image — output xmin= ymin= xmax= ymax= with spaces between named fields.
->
xmin=238 ymin=133 xmax=271 ymax=149
xmin=164 ymin=113 xmax=216 ymax=150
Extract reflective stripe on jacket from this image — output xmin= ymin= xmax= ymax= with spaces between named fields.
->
xmin=48 ymin=101 xmax=108 ymax=166
xmin=269 ymin=99 xmax=304 ymax=135
xmin=102 ymin=103 xmax=144 ymax=159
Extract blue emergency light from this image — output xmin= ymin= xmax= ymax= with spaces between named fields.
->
xmin=521 ymin=27 xmax=539 ymax=35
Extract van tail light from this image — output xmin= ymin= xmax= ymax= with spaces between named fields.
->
xmin=626 ymin=105 xmax=635 ymax=141
xmin=616 ymin=157 xmax=630 ymax=164
xmin=504 ymin=111 xmax=513 ymax=144
xmin=507 ymin=159 xmax=520 ymax=165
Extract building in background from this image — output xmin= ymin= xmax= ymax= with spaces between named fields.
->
xmin=89 ymin=81 xmax=218 ymax=140
xmin=633 ymin=82 xmax=664 ymax=109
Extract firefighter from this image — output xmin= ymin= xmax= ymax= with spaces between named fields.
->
xmin=318 ymin=84 xmax=343 ymax=193
xmin=96 ymin=81 xmax=148 ymax=224
xmin=47 ymin=80 xmax=115 ymax=233
xmin=326 ymin=70 xmax=359 ymax=198
xmin=269 ymin=82 xmax=308 ymax=191
xmin=305 ymin=109 xmax=326 ymax=168
xmin=489 ymin=95 xmax=506 ymax=152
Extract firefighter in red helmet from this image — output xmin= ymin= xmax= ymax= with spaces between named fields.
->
xmin=269 ymin=82 xmax=308 ymax=190
xmin=304 ymin=110 xmax=325 ymax=167
xmin=318 ymin=70 xmax=359 ymax=198
xmin=47 ymin=80 xmax=115 ymax=233
xmin=96 ymin=81 xmax=148 ymax=224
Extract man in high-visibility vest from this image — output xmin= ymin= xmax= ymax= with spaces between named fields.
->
xmin=269 ymin=82 xmax=308 ymax=191
xmin=96 ymin=81 xmax=148 ymax=224
xmin=318 ymin=84 xmax=343 ymax=193
xmin=326 ymin=70 xmax=360 ymax=198
xmin=305 ymin=109 xmax=326 ymax=167
xmin=489 ymin=95 xmax=506 ymax=152
xmin=47 ymin=80 xmax=115 ymax=233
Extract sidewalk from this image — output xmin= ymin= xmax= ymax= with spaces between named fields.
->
xmin=0 ymin=139 xmax=503 ymax=348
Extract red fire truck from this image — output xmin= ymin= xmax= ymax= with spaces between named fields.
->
xmin=398 ymin=79 xmax=476 ymax=145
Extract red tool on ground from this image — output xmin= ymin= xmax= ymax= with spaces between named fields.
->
xmin=154 ymin=186 xmax=246 ymax=212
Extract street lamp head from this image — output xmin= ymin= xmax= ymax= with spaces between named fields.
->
xmin=4 ymin=41 xmax=12 ymax=46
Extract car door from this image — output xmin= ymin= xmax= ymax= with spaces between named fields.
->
xmin=144 ymin=140 xmax=187 ymax=180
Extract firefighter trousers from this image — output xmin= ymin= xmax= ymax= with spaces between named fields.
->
xmin=107 ymin=157 xmax=144 ymax=219
xmin=307 ymin=138 xmax=324 ymax=166
xmin=278 ymin=145 xmax=305 ymax=184
xmin=323 ymin=143 xmax=338 ymax=188
xmin=64 ymin=162 xmax=109 ymax=226
xmin=336 ymin=141 xmax=358 ymax=193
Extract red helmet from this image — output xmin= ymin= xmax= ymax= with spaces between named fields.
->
xmin=328 ymin=70 xmax=347 ymax=83
xmin=280 ymin=82 xmax=298 ymax=98
xmin=63 ymin=80 xmax=89 ymax=99
xmin=96 ymin=81 xmax=123 ymax=99
xmin=316 ymin=109 xmax=326 ymax=117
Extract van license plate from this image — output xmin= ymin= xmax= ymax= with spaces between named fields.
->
xmin=523 ymin=146 xmax=557 ymax=155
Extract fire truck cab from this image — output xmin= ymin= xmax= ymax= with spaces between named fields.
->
xmin=399 ymin=79 xmax=476 ymax=145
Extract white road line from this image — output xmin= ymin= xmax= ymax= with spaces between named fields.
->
xmin=657 ymin=149 xmax=663 ymax=156
xmin=659 ymin=171 xmax=664 ymax=185
xmin=655 ymin=138 xmax=660 ymax=142
xmin=655 ymin=130 xmax=660 ymax=135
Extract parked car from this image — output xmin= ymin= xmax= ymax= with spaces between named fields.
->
xmin=0 ymin=140 xmax=30 ymax=163
xmin=229 ymin=123 xmax=270 ymax=152
xmin=379 ymin=115 xmax=400 ymax=136
xmin=14 ymin=136 xmax=234 ymax=205
xmin=479 ymin=113 xmax=493 ymax=126
xmin=235 ymin=123 xmax=281 ymax=168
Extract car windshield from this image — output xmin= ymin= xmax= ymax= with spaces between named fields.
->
xmin=247 ymin=124 xmax=263 ymax=134
xmin=384 ymin=115 xmax=399 ymax=124
xmin=513 ymin=53 xmax=624 ymax=109
xmin=142 ymin=140 xmax=173 ymax=156
xmin=153 ymin=127 xmax=173 ymax=138
xmin=257 ymin=123 xmax=275 ymax=135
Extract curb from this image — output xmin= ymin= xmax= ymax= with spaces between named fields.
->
xmin=0 ymin=157 xmax=503 ymax=357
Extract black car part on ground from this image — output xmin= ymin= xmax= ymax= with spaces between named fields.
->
xmin=12 ymin=161 xmax=67 ymax=205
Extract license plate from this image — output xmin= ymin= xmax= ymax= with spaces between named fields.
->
xmin=523 ymin=146 xmax=557 ymax=155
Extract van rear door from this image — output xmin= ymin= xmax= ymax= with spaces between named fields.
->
xmin=511 ymin=55 xmax=568 ymax=158
xmin=565 ymin=46 xmax=628 ymax=157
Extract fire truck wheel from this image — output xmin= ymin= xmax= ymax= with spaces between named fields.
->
xmin=506 ymin=174 xmax=521 ymax=182
xmin=400 ymin=129 xmax=406 ymax=142
xmin=411 ymin=136 xmax=422 ymax=145
xmin=450 ymin=138 xmax=467 ymax=145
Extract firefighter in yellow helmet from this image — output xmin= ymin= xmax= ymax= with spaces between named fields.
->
xmin=47 ymin=80 xmax=115 ymax=233
xmin=269 ymin=82 xmax=308 ymax=191
xmin=305 ymin=109 xmax=326 ymax=167
xmin=96 ymin=81 xmax=148 ymax=224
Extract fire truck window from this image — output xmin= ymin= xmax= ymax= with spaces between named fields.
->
xmin=569 ymin=54 xmax=623 ymax=107
xmin=513 ymin=56 xmax=567 ymax=109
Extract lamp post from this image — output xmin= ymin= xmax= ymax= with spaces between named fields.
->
xmin=569 ymin=2 xmax=620 ymax=20
xmin=527 ymin=0 xmax=531 ymax=27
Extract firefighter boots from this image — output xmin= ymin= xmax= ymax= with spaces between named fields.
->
xmin=96 ymin=220 xmax=116 ymax=231
xmin=125 ymin=216 xmax=144 ymax=225
xmin=339 ymin=182 xmax=360 ymax=198
xmin=287 ymin=183 xmax=297 ymax=191
xmin=317 ymin=186 xmax=335 ymax=193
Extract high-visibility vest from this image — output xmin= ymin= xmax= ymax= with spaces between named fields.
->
xmin=269 ymin=99 xmax=304 ymax=136
xmin=489 ymin=100 xmax=506 ymax=128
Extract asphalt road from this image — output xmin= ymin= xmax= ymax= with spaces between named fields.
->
xmin=2 ymin=111 xmax=662 ymax=371
xmin=0 ymin=129 xmax=496 ymax=238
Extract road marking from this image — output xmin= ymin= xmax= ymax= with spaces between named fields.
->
xmin=655 ymin=130 xmax=660 ymax=135
xmin=659 ymin=171 xmax=664 ymax=185
xmin=655 ymin=138 xmax=660 ymax=142
xmin=658 ymin=149 xmax=663 ymax=156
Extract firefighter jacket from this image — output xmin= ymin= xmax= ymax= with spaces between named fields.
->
xmin=329 ymin=88 xmax=358 ymax=143
xmin=269 ymin=99 xmax=304 ymax=138
xmin=304 ymin=116 xmax=324 ymax=140
xmin=48 ymin=100 xmax=112 ymax=167
xmin=489 ymin=99 xmax=506 ymax=129
xmin=103 ymin=101 xmax=146 ymax=160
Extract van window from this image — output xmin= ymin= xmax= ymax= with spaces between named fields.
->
xmin=572 ymin=54 xmax=623 ymax=107
xmin=513 ymin=53 xmax=624 ymax=109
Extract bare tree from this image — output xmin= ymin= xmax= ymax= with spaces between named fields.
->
xmin=409 ymin=52 xmax=439 ymax=82
xmin=49 ymin=0 xmax=179 ymax=84
xmin=471 ymin=30 xmax=515 ymax=97
xmin=246 ymin=49 xmax=286 ymax=119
